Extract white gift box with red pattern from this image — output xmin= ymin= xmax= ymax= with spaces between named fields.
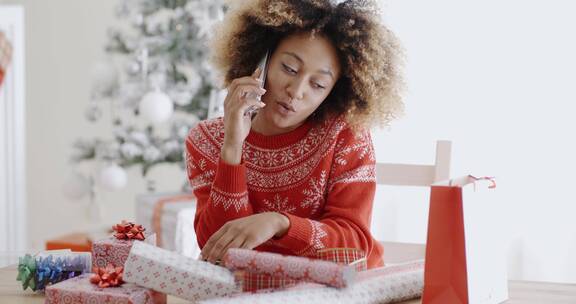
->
xmin=45 ymin=273 xmax=166 ymax=304
xmin=201 ymin=260 xmax=424 ymax=304
xmin=123 ymin=241 xmax=241 ymax=302
xmin=92 ymin=232 xmax=156 ymax=268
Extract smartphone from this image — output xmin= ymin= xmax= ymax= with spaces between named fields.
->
xmin=244 ymin=50 xmax=270 ymax=117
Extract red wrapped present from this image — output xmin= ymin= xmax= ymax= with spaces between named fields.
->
xmin=45 ymin=273 xmax=166 ymax=304
xmin=229 ymin=247 xmax=367 ymax=292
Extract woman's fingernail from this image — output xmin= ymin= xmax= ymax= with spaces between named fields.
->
xmin=259 ymin=102 xmax=266 ymax=107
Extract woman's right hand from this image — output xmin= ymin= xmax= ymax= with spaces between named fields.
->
xmin=221 ymin=68 xmax=266 ymax=164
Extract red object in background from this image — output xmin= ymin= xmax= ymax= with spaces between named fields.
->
xmin=45 ymin=233 xmax=93 ymax=252
xmin=0 ymin=30 xmax=13 ymax=87
xmin=422 ymin=186 xmax=469 ymax=304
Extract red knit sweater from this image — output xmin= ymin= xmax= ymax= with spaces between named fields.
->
xmin=185 ymin=116 xmax=384 ymax=268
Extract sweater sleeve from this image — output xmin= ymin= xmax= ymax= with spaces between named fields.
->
xmin=270 ymin=128 xmax=382 ymax=265
xmin=185 ymin=126 xmax=254 ymax=249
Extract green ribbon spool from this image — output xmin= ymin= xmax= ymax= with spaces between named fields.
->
xmin=16 ymin=254 xmax=37 ymax=291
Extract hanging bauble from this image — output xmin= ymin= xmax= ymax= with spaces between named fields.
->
xmin=99 ymin=164 xmax=127 ymax=191
xmin=138 ymin=89 xmax=174 ymax=123
xmin=62 ymin=171 xmax=92 ymax=200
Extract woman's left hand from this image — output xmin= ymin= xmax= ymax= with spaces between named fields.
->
xmin=200 ymin=212 xmax=289 ymax=264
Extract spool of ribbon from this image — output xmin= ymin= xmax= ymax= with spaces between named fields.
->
xmin=16 ymin=252 xmax=91 ymax=292
xmin=112 ymin=220 xmax=146 ymax=241
xmin=16 ymin=254 xmax=37 ymax=291
xmin=35 ymin=256 xmax=64 ymax=290
xmin=90 ymin=264 xmax=125 ymax=288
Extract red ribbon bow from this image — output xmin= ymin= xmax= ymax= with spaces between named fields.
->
xmin=112 ymin=220 xmax=146 ymax=241
xmin=90 ymin=264 xmax=124 ymax=288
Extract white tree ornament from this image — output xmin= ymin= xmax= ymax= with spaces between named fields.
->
xmin=99 ymin=164 xmax=128 ymax=191
xmin=139 ymin=89 xmax=174 ymax=123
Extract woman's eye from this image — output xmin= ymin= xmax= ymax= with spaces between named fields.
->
xmin=282 ymin=64 xmax=297 ymax=75
xmin=313 ymin=83 xmax=326 ymax=90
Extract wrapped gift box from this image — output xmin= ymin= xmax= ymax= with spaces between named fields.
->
xmin=124 ymin=241 xmax=240 ymax=302
xmin=224 ymin=248 xmax=357 ymax=289
xmin=233 ymin=247 xmax=367 ymax=292
xmin=201 ymin=260 xmax=424 ymax=304
xmin=135 ymin=192 xmax=199 ymax=257
xmin=92 ymin=232 xmax=156 ymax=268
xmin=45 ymin=273 xmax=166 ymax=304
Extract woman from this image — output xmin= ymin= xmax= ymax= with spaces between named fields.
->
xmin=186 ymin=0 xmax=404 ymax=269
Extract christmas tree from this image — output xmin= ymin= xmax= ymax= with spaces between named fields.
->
xmin=67 ymin=0 xmax=227 ymax=196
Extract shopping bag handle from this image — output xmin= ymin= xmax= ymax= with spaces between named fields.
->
xmin=468 ymin=175 xmax=497 ymax=190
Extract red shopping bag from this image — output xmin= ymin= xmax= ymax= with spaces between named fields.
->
xmin=422 ymin=176 xmax=508 ymax=304
xmin=0 ymin=30 xmax=13 ymax=87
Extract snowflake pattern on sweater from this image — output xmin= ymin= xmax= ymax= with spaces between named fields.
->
xmin=185 ymin=116 xmax=384 ymax=268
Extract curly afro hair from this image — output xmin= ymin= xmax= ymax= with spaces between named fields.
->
xmin=209 ymin=0 xmax=405 ymax=129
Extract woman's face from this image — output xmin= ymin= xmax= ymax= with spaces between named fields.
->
xmin=259 ymin=32 xmax=341 ymax=131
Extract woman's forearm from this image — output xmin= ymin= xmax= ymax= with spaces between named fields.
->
xmin=221 ymin=141 xmax=243 ymax=164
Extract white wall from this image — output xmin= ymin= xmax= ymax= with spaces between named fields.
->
xmin=1 ymin=0 xmax=574 ymax=283
xmin=371 ymin=0 xmax=576 ymax=283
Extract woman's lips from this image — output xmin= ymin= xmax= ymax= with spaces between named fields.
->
xmin=276 ymin=101 xmax=296 ymax=113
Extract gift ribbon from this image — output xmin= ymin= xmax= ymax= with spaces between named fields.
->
xmin=90 ymin=264 xmax=125 ymax=288
xmin=113 ymin=220 xmax=146 ymax=241
xmin=152 ymin=194 xmax=196 ymax=247
xmin=36 ymin=256 xmax=64 ymax=290
xmin=16 ymin=254 xmax=37 ymax=291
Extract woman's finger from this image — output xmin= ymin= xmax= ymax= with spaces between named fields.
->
xmin=227 ymin=85 xmax=266 ymax=114
xmin=205 ymin=230 xmax=237 ymax=264
xmin=200 ymin=224 xmax=229 ymax=261
xmin=239 ymin=236 xmax=260 ymax=250
xmin=227 ymin=76 xmax=262 ymax=97
xmin=216 ymin=236 xmax=246 ymax=264
xmin=252 ymin=67 xmax=261 ymax=79
xmin=234 ymin=84 xmax=266 ymax=101
xmin=225 ymin=84 xmax=264 ymax=108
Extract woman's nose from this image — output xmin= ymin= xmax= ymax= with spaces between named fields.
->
xmin=286 ymin=78 xmax=306 ymax=101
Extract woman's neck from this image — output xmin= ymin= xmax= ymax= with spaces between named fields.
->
xmin=251 ymin=113 xmax=303 ymax=136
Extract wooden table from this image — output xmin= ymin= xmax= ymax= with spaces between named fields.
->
xmin=2 ymin=243 xmax=575 ymax=303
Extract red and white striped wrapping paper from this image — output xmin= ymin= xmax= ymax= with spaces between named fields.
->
xmin=224 ymin=248 xmax=357 ymax=289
